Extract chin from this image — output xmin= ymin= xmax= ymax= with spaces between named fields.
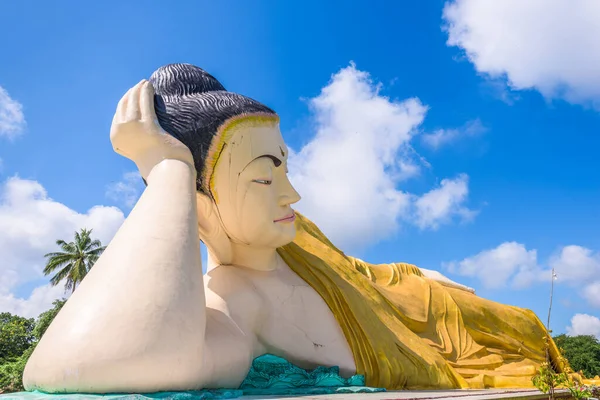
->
xmin=274 ymin=225 xmax=297 ymax=247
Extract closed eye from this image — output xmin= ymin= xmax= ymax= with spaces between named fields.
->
xmin=252 ymin=179 xmax=272 ymax=185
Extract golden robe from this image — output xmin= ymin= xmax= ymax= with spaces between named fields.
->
xmin=277 ymin=213 xmax=564 ymax=390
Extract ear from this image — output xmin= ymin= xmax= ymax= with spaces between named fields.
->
xmin=196 ymin=192 xmax=233 ymax=266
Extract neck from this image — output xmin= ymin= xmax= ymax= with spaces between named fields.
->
xmin=208 ymin=243 xmax=279 ymax=272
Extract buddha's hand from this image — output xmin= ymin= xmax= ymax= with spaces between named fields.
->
xmin=110 ymin=79 xmax=194 ymax=180
xmin=419 ymin=268 xmax=476 ymax=294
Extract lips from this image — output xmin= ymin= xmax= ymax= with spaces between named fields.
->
xmin=274 ymin=212 xmax=296 ymax=223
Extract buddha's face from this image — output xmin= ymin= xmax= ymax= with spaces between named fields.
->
xmin=209 ymin=119 xmax=301 ymax=249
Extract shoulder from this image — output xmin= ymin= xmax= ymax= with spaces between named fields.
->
xmin=204 ymin=264 xmax=250 ymax=294
xmin=204 ymin=265 xmax=265 ymax=324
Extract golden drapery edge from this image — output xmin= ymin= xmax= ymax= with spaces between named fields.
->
xmin=276 ymin=212 xmax=576 ymax=390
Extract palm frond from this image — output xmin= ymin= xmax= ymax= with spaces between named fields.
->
xmin=49 ymin=263 xmax=75 ymax=286
xmin=63 ymin=277 xmax=75 ymax=293
xmin=59 ymin=241 xmax=77 ymax=254
xmin=43 ymin=255 xmax=75 ymax=275
xmin=43 ymin=251 xmax=70 ymax=259
xmin=86 ymin=246 xmax=106 ymax=256
xmin=44 ymin=228 xmax=106 ymax=294
xmin=89 ymin=239 xmax=103 ymax=249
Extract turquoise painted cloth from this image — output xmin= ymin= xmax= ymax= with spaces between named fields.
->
xmin=1 ymin=355 xmax=385 ymax=399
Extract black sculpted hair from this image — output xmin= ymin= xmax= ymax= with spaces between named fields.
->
xmin=149 ymin=63 xmax=277 ymax=193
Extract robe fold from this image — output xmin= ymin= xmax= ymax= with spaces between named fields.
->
xmin=277 ymin=213 xmax=564 ymax=390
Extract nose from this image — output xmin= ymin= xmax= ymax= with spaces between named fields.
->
xmin=278 ymin=175 xmax=301 ymax=207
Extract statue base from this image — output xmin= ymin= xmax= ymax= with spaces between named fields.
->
xmin=0 ymin=355 xmax=573 ymax=400
xmin=0 ymin=389 xmax=574 ymax=400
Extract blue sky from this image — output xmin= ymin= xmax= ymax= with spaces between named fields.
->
xmin=1 ymin=0 xmax=599 ymax=338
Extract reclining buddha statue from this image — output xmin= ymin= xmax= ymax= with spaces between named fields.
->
xmin=22 ymin=63 xmax=568 ymax=394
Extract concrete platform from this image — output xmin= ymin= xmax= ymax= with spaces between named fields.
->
xmin=0 ymin=389 xmax=575 ymax=400
xmin=243 ymin=389 xmax=572 ymax=400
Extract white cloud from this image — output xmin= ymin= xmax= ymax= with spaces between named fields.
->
xmin=0 ymin=284 xmax=67 ymax=319
xmin=445 ymin=242 xmax=600 ymax=308
xmin=413 ymin=174 xmax=476 ymax=230
xmin=0 ymin=177 xmax=125 ymax=317
xmin=0 ymin=86 xmax=26 ymax=139
xmin=567 ymin=314 xmax=600 ymax=339
xmin=549 ymin=245 xmax=600 ymax=283
xmin=288 ymin=63 xmax=474 ymax=251
xmin=422 ymin=119 xmax=487 ymax=150
xmin=549 ymin=246 xmax=600 ymax=308
xmin=106 ymin=171 xmax=145 ymax=209
xmin=480 ymin=79 xmax=520 ymax=105
xmin=443 ymin=0 xmax=600 ymax=108
xmin=583 ymin=282 xmax=600 ymax=308
xmin=444 ymin=242 xmax=540 ymax=289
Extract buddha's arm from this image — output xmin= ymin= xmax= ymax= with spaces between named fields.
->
xmin=23 ymin=159 xmax=208 ymax=393
xmin=349 ymin=256 xmax=475 ymax=294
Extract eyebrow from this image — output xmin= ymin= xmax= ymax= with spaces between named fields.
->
xmin=250 ymin=154 xmax=283 ymax=168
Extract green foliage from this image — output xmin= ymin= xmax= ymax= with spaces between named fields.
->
xmin=0 ymin=300 xmax=66 ymax=393
xmin=43 ymin=228 xmax=106 ymax=294
xmin=532 ymin=360 xmax=569 ymax=396
xmin=531 ymin=332 xmax=573 ymax=400
xmin=0 ymin=228 xmax=104 ymax=393
xmin=533 ymin=332 xmax=600 ymax=400
xmin=565 ymin=380 xmax=592 ymax=400
xmin=588 ymin=384 xmax=600 ymax=398
xmin=554 ymin=334 xmax=600 ymax=379
xmin=0 ymin=346 xmax=35 ymax=393
xmin=0 ymin=313 xmax=35 ymax=364
xmin=33 ymin=299 xmax=66 ymax=340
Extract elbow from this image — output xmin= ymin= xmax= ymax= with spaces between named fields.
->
xmin=22 ymin=353 xmax=82 ymax=394
xmin=22 ymin=345 xmax=207 ymax=393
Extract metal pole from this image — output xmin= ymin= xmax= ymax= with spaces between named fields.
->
xmin=546 ymin=267 xmax=557 ymax=400
xmin=547 ymin=267 xmax=555 ymax=330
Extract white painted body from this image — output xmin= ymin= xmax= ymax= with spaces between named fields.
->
xmin=23 ymin=80 xmax=473 ymax=393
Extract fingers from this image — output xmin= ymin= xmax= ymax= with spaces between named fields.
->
xmin=115 ymin=87 xmax=133 ymax=122
xmin=125 ymin=80 xmax=146 ymax=121
xmin=140 ymin=80 xmax=157 ymax=121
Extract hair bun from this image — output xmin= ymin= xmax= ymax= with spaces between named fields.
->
xmin=149 ymin=63 xmax=226 ymax=97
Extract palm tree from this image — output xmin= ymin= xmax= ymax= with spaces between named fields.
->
xmin=43 ymin=228 xmax=106 ymax=294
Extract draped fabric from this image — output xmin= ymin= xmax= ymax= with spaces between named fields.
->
xmin=277 ymin=213 xmax=564 ymax=390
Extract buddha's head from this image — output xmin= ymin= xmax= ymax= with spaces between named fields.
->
xmin=150 ymin=63 xmax=301 ymax=267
